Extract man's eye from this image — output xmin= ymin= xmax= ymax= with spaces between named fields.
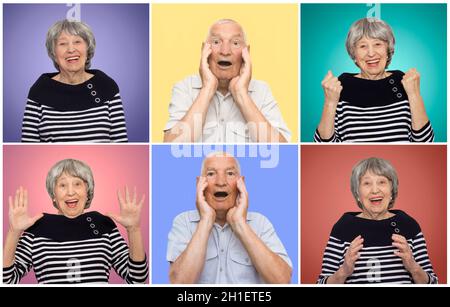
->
xmin=212 ymin=39 xmax=220 ymax=45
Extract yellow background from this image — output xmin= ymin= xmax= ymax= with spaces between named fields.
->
xmin=152 ymin=4 xmax=298 ymax=142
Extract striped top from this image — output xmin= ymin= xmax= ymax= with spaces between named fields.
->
xmin=318 ymin=210 xmax=438 ymax=284
xmin=314 ymin=70 xmax=434 ymax=143
xmin=3 ymin=212 xmax=148 ymax=284
xmin=21 ymin=69 xmax=128 ymax=143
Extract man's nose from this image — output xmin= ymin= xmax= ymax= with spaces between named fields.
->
xmin=219 ymin=41 xmax=232 ymax=55
xmin=215 ymin=173 xmax=227 ymax=186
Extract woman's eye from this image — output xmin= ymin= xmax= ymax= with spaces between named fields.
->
xmin=206 ymin=172 xmax=215 ymax=177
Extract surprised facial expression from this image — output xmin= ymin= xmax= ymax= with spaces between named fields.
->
xmin=207 ymin=22 xmax=245 ymax=81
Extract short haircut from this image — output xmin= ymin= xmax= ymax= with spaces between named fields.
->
xmin=346 ymin=18 xmax=395 ymax=68
xmin=46 ymin=159 xmax=95 ymax=209
xmin=350 ymin=157 xmax=398 ymax=209
xmin=46 ymin=19 xmax=96 ymax=70
xmin=206 ymin=19 xmax=247 ymax=44
xmin=200 ymin=151 xmax=241 ymax=176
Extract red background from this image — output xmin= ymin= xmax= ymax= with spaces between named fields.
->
xmin=301 ymin=145 xmax=447 ymax=284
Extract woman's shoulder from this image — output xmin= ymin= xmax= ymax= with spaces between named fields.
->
xmin=88 ymin=69 xmax=119 ymax=92
xmin=390 ymin=209 xmax=421 ymax=235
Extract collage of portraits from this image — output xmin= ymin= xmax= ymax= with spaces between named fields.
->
xmin=0 ymin=1 xmax=447 ymax=288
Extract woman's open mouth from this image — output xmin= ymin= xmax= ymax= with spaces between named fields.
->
xmin=366 ymin=59 xmax=380 ymax=68
xmin=369 ymin=196 xmax=383 ymax=206
xmin=66 ymin=56 xmax=80 ymax=64
xmin=65 ymin=199 xmax=79 ymax=209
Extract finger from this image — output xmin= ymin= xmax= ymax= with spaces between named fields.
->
xmin=14 ymin=189 xmax=19 ymax=209
xmin=351 ymin=235 xmax=362 ymax=244
xmin=324 ymin=70 xmax=333 ymax=81
xmin=138 ymin=194 xmax=145 ymax=207
xmin=236 ymin=177 xmax=247 ymax=194
xmin=125 ymin=185 xmax=130 ymax=204
xmin=132 ymin=186 xmax=137 ymax=205
xmin=19 ymin=186 xmax=24 ymax=208
xmin=392 ymin=234 xmax=407 ymax=244
xmin=23 ymin=189 xmax=28 ymax=209
xmin=117 ymin=188 xmax=125 ymax=206
xmin=392 ymin=242 xmax=407 ymax=252
xmin=242 ymin=46 xmax=251 ymax=64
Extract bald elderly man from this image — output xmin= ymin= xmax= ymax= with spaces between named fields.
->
xmin=164 ymin=19 xmax=290 ymax=143
xmin=167 ymin=152 xmax=292 ymax=284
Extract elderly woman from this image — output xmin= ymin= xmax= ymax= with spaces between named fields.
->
xmin=315 ymin=18 xmax=434 ymax=142
xmin=317 ymin=157 xmax=437 ymax=284
xmin=21 ymin=19 xmax=127 ymax=142
xmin=3 ymin=159 xmax=148 ymax=284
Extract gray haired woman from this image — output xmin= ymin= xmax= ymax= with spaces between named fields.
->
xmin=3 ymin=159 xmax=148 ymax=284
xmin=21 ymin=19 xmax=128 ymax=143
xmin=315 ymin=17 xmax=434 ymax=143
xmin=317 ymin=157 xmax=437 ymax=284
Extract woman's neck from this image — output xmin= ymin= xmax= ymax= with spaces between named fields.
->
xmin=356 ymin=70 xmax=391 ymax=80
xmin=357 ymin=210 xmax=394 ymax=221
xmin=53 ymin=70 xmax=93 ymax=85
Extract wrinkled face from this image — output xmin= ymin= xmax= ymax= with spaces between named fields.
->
xmin=53 ymin=172 xmax=88 ymax=218
xmin=54 ymin=31 xmax=88 ymax=74
xmin=207 ymin=22 xmax=245 ymax=81
xmin=354 ymin=36 xmax=388 ymax=78
xmin=358 ymin=170 xmax=392 ymax=218
xmin=203 ymin=155 xmax=240 ymax=212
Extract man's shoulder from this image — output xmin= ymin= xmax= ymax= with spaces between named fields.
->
xmin=174 ymin=75 xmax=203 ymax=89
xmin=173 ymin=210 xmax=200 ymax=224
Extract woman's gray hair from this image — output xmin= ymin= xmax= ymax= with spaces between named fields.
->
xmin=346 ymin=18 xmax=395 ymax=68
xmin=350 ymin=157 xmax=398 ymax=209
xmin=46 ymin=19 xmax=96 ymax=70
xmin=46 ymin=159 xmax=95 ymax=209
xmin=200 ymin=151 xmax=241 ymax=175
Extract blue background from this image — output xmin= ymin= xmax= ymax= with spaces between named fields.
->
xmin=152 ymin=145 xmax=298 ymax=284
xmin=3 ymin=4 xmax=149 ymax=142
xmin=301 ymin=3 xmax=447 ymax=142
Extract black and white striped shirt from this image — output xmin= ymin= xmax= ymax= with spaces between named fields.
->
xmin=3 ymin=212 xmax=148 ymax=284
xmin=318 ymin=210 xmax=438 ymax=284
xmin=21 ymin=69 xmax=128 ymax=143
xmin=314 ymin=70 xmax=434 ymax=142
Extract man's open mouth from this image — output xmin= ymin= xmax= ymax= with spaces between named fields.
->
xmin=214 ymin=191 xmax=229 ymax=198
xmin=218 ymin=60 xmax=232 ymax=67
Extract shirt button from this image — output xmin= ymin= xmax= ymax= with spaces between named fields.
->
xmin=86 ymin=217 xmax=92 ymax=222
xmin=392 ymin=87 xmax=398 ymax=92
xmin=87 ymin=83 xmax=93 ymax=89
xmin=93 ymin=230 xmax=99 ymax=235
xmin=389 ymin=79 xmax=395 ymax=84
xmin=95 ymin=98 xmax=101 ymax=103
xmin=391 ymin=222 xmax=397 ymax=227
xmin=90 ymin=223 xmax=96 ymax=229
xmin=91 ymin=90 xmax=97 ymax=96
xmin=396 ymin=93 xmax=403 ymax=99
xmin=394 ymin=228 xmax=400 ymax=233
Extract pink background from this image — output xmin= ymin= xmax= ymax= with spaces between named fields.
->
xmin=3 ymin=145 xmax=149 ymax=284
xmin=301 ymin=145 xmax=447 ymax=284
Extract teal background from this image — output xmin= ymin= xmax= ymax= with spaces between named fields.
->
xmin=301 ymin=3 xmax=447 ymax=142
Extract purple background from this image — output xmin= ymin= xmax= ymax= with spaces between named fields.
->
xmin=3 ymin=4 xmax=149 ymax=142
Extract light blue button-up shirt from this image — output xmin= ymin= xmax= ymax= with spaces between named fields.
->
xmin=167 ymin=210 xmax=292 ymax=284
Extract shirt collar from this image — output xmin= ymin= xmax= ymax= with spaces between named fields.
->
xmin=187 ymin=210 xmax=254 ymax=223
xmin=192 ymin=74 xmax=257 ymax=92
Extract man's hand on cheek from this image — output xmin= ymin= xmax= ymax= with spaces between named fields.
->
xmin=199 ymin=42 xmax=218 ymax=92
xmin=229 ymin=46 xmax=252 ymax=97
xmin=196 ymin=176 xmax=216 ymax=224
xmin=226 ymin=176 xmax=248 ymax=228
